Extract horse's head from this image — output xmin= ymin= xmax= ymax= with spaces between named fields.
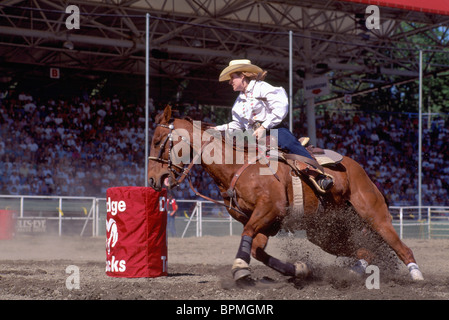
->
xmin=148 ymin=105 xmax=191 ymax=191
xmin=148 ymin=105 xmax=175 ymax=190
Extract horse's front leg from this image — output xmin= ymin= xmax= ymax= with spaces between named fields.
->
xmin=232 ymin=232 xmax=310 ymax=281
xmin=231 ymin=196 xmax=309 ymax=281
xmin=231 ymin=195 xmax=270 ymax=281
xmin=232 ymin=234 xmax=253 ymax=280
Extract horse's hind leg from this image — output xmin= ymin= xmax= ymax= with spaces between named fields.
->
xmin=251 ymin=233 xmax=310 ymax=278
xmin=349 ymin=177 xmax=424 ymax=280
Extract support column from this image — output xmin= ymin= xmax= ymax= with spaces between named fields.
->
xmin=305 ymin=74 xmax=317 ymax=145
xmin=302 ymin=12 xmax=316 ymax=145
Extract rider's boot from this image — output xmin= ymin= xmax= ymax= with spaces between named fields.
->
xmin=302 ymin=166 xmax=334 ymax=194
xmin=292 ymin=160 xmax=333 ymax=194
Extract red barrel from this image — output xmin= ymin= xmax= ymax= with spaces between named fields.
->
xmin=0 ymin=210 xmax=15 ymax=240
xmin=105 ymin=187 xmax=167 ymax=278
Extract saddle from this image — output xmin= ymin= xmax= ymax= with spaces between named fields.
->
xmin=272 ymin=137 xmax=343 ymax=194
xmin=222 ymin=130 xmax=342 ymax=167
xmin=221 ymin=134 xmax=342 ymax=215
xmin=297 ymin=137 xmax=343 ymax=167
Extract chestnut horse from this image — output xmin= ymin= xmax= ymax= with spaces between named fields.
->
xmin=148 ymin=105 xmax=424 ymax=282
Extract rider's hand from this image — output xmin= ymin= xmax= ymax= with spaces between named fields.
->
xmin=252 ymin=125 xmax=266 ymax=139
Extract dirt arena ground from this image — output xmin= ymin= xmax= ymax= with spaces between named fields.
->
xmin=1 ymin=234 xmax=449 ymax=302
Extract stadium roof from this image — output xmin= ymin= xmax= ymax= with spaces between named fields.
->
xmin=0 ymin=0 xmax=448 ymax=107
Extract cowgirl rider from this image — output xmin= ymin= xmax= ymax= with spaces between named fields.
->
xmin=212 ymin=59 xmax=333 ymax=193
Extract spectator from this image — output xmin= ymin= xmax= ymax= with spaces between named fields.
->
xmin=166 ymin=192 xmax=178 ymax=237
xmin=0 ymin=89 xmax=447 ymax=208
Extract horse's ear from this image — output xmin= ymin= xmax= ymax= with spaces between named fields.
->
xmin=163 ymin=104 xmax=172 ymax=122
xmin=156 ymin=104 xmax=172 ymax=125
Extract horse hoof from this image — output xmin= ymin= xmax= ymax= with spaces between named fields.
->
xmin=294 ymin=262 xmax=310 ymax=278
xmin=233 ymin=268 xmax=251 ymax=281
xmin=232 ymin=258 xmax=251 ymax=281
xmin=410 ymin=269 xmax=424 ymax=281
xmin=408 ymin=263 xmax=424 ymax=281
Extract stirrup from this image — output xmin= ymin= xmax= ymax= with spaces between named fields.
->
xmin=286 ymin=157 xmax=334 ymax=194
xmin=309 ymin=175 xmax=333 ymax=194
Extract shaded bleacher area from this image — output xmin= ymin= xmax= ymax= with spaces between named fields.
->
xmin=1 ymin=90 xmax=448 ymax=206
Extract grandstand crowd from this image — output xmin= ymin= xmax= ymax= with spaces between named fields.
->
xmin=1 ymin=89 xmax=448 ymax=207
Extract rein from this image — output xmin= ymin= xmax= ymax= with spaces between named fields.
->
xmin=148 ymin=121 xmax=250 ymax=220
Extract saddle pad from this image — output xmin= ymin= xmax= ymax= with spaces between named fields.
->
xmin=314 ymin=149 xmax=343 ymax=166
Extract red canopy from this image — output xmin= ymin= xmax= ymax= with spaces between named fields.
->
xmin=340 ymin=0 xmax=449 ymax=16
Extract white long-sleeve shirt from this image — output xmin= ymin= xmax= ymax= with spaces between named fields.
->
xmin=215 ymin=80 xmax=288 ymax=131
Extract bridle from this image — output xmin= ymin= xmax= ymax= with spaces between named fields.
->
xmin=148 ymin=120 xmax=250 ymax=219
xmin=148 ymin=121 xmax=199 ymax=187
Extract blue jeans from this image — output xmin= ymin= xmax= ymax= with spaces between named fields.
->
xmin=167 ymin=214 xmax=176 ymax=237
xmin=272 ymin=127 xmax=313 ymax=160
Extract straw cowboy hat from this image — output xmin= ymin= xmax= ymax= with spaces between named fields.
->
xmin=219 ymin=59 xmax=263 ymax=82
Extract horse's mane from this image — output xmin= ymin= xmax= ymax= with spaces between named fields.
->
xmin=182 ymin=116 xmax=216 ymax=131
xmin=185 ymin=116 xmax=234 ymax=148
xmin=181 ymin=116 xmax=252 ymax=152
xmin=182 ymin=116 xmax=268 ymax=154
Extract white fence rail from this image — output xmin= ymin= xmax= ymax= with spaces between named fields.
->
xmin=0 ymin=195 xmax=98 ymax=236
xmin=1 ymin=195 xmax=449 ymax=239
xmin=390 ymin=206 xmax=449 ymax=239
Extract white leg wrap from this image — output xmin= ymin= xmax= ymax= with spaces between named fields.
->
xmin=407 ymin=263 xmax=424 ymax=281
